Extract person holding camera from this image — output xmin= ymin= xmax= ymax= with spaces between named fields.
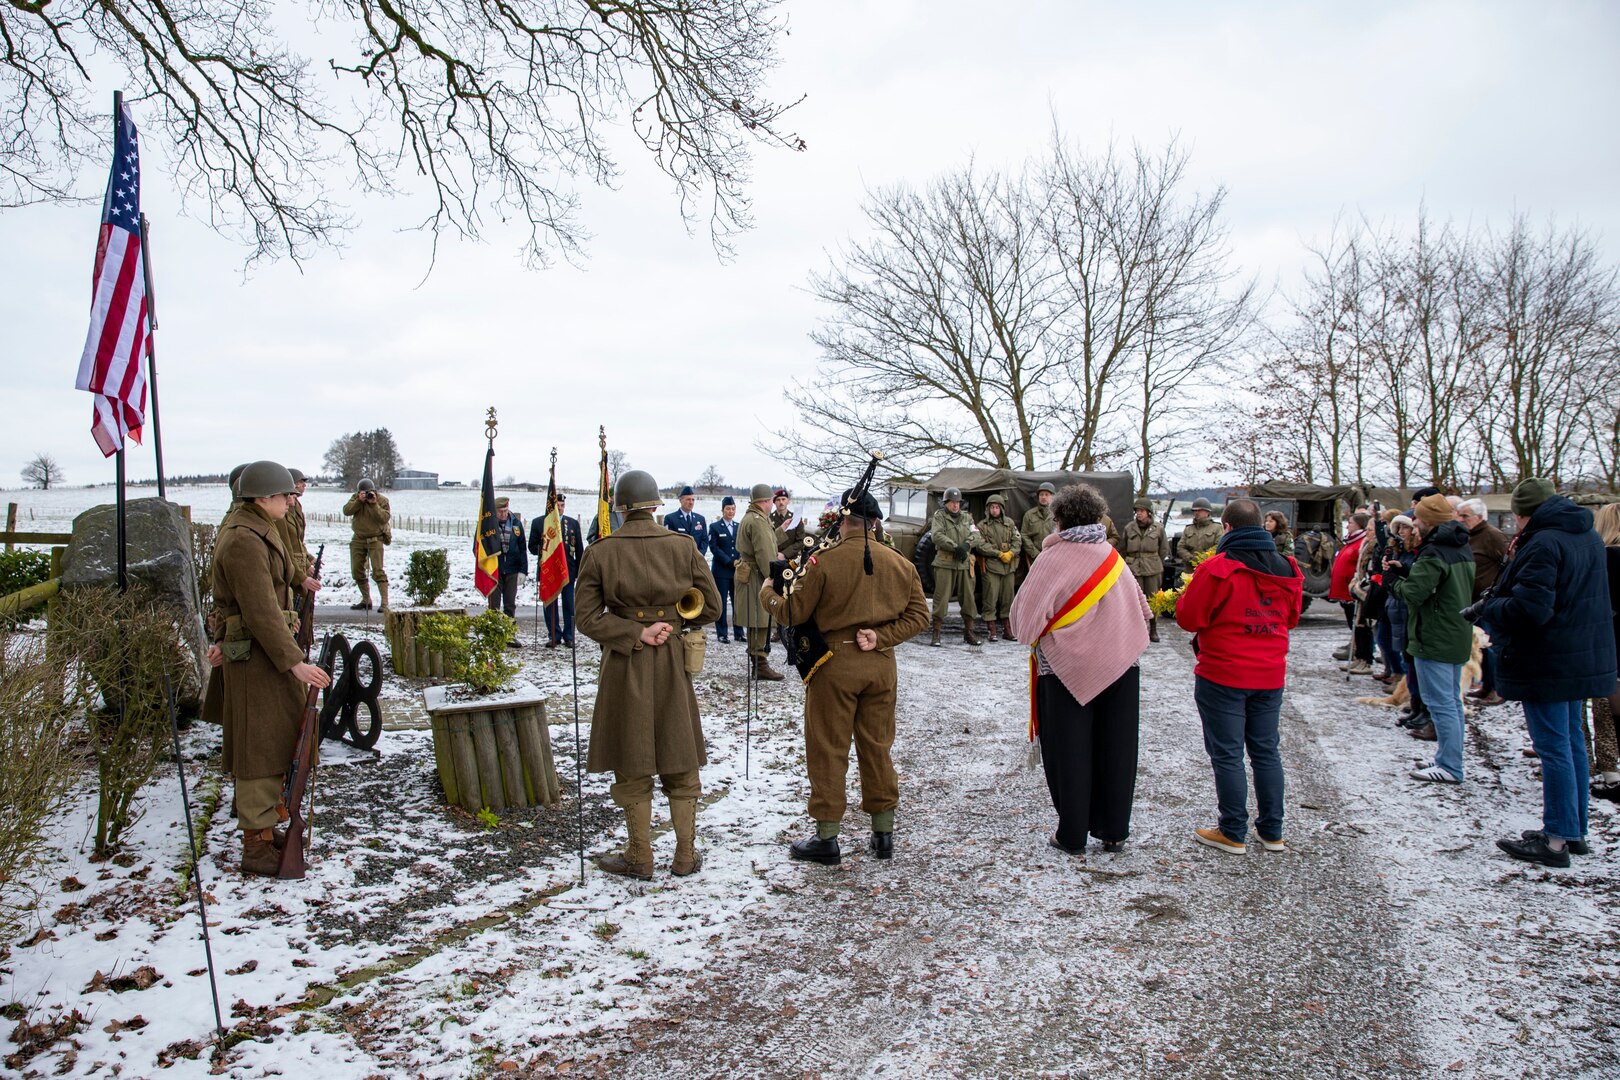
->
xmin=343 ymin=477 xmax=392 ymax=610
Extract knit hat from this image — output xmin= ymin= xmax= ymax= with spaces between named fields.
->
xmin=1390 ymin=514 xmax=1414 ymax=532
xmin=1413 ymin=494 xmax=1453 ymax=528
xmin=1511 ymin=477 xmax=1555 ymax=516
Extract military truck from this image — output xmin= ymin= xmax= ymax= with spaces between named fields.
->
xmin=884 ymin=467 xmax=1136 ymax=593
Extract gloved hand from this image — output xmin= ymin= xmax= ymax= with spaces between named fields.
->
xmin=1382 ymin=561 xmax=1406 ymax=580
xmin=999 ymin=550 xmax=1014 ymax=564
xmin=1460 ymin=600 xmax=1486 ymax=624
xmin=768 ymin=559 xmax=790 ymax=593
xmin=955 ymin=542 xmax=971 ymax=560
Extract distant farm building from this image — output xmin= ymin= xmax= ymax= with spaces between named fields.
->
xmin=392 ymin=469 xmax=439 ymax=490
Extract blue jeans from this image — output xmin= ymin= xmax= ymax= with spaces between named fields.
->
xmin=1522 ymin=699 xmax=1590 ymax=841
xmin=544 ymin=581 xmax=575 ymax=644
xmin=1375 ymin=616 xmax=1405 ymax=676
xmin=1194 ymin=677 xmax=1285 ymax=843
xmin=712 ymin=569 xmax=735 ymax=640
xmin=1412 ymin=659 xmax=1465 ymax=780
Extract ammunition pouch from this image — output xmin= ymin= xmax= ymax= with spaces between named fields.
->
xmin=220 ymin=610 xmax=298 ymax=662
xmin=735 ymin=560 xmax=752 ymax=585
xmin=681 ymin=629 xmax=706 ymax=675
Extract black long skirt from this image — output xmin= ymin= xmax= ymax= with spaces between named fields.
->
xmin=1037 ymin=666 xmax=1141 ymax=850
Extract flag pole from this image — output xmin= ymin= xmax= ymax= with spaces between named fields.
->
xmin=139 ymin=213 xmax=166 ymax=500
xmin=111 ymin=91 xmax=128 ymax=594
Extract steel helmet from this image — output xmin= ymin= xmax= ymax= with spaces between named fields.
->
xmin=1191 ymin=497 xmax=1214 ymax=511
xmin=749 ymin=483 xmax=774 ymax=503
xmin=228 ymin=462 xmax=248 ymax=495
xmin=943 ymin=487 xmax=963 ymax=503
xmin=288 ymin=467 xmax=306 ymax=484
xmin=614 ymin=470 xmax=662 ymax=512
xmin=236 ymin=460 xmax=298 ymax=499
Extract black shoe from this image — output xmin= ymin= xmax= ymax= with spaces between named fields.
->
xmin=1520 ymin=830 xmax=1590 ymax=856
xmin=1400 ymin=709 xmax=1431 ymax=730
xmin=1047 ymin=832 xmax=1085 ymax=856
xmin=789 ymin=835 xmax=841 ymax=865
xmin=869 ymin=832 xmax=893 ymax=860
xmin=349 ymin=600 xmax=372 ymax=610
xmin=1496 ymin=835 xmax=1571 ymax=868
xmin=1100 ymin=839 xmax=1126 ymax=853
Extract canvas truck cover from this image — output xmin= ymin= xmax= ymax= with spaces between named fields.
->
xmin=893 ymin=468 xmax=1137 ymax=530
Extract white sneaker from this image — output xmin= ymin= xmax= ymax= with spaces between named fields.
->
xmin=1410 ymin=764 xmax=1461 ymax=784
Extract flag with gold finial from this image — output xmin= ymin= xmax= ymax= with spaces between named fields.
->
xmin=538 ymin=451 xmax=570 ymax=604
xmin=596 ymin=426 xmax=613 ymax=540
xmin=473 ymin=445 xmax=499 ymax=596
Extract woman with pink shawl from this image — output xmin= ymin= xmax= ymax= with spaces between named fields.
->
xmin=1008 ymin=484 xmax=1151 ymax=856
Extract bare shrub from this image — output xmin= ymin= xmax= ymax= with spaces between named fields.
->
xmin=52 ymin=587 xmax=193 ymax=856
xmin=0 ymin=631 xmax=81 ymax=937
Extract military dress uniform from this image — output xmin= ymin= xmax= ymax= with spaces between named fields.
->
xmin=1121 ymin=499 xmax=1169 ymax=641
xmin=575 ymin=473 xmax=722 ymax=879
xmin=663 ymin=487 xmax=709 ymax=555
xmin=929 ymin=498 xmax=981 ymax=645
xmin=973 ymin=495 xmax=1020 ymax=641
xmin=735 ymin=485 xmax=786 ymax=680
xmin=343 ymin=484 xmax=392 ymax=609
xmin=758 ymin=495 xmax=929 ymax=864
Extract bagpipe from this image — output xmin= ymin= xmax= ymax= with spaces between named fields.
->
xmin=769 ymin=452 xmax=883 ymax=682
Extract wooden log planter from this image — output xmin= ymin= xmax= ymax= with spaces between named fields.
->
xmin=384 ymin=606 xmax=467 ymax=678
xmin=422 ymin=683 xmax=561 ymax=813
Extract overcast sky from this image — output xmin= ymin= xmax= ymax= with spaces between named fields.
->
xmin=3 ymin=0 xmax=1617 ymax=494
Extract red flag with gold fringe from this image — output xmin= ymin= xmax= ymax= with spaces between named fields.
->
xmin=538 ymin=456 xmax=569 ymax=604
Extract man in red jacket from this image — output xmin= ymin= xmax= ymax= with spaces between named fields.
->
xmin=1176 ymin=498 xmax=1305 ymax=854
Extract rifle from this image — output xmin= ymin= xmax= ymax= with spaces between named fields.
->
xmin=279 ymin=631 xmax=332 ymax=879
xmin=296 ymin=544 xmax=325 ymax=655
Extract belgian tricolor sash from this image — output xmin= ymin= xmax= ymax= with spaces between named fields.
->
xmin=1028 ymin=546 xmax=1126 ymax=741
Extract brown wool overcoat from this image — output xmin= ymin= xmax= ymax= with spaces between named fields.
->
xmin=733 ymin=504 xmax=778 ymax=630
xmin=575 ymin=514 xmax=722 ymax=777
xmin=207 ymin=504 xmax=308 ymax=781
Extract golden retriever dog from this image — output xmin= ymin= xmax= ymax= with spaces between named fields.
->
xmin=1355 ymin=626 xmax=1488 ymax=708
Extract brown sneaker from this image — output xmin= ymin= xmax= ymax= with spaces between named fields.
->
xmin=240 ymin=829 xmax=280 ymax=876
xmin=1194 ymin=827 xmax=1246 ymax=854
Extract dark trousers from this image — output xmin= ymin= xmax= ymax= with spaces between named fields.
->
xmin=487 ymin=573 xmax=520 ymax=617
xmin=712 ymin=569 xmax=735 ymax=641
xmin=1194 ymin=676 xmax=1285 ymax=844
xmin=1478 ymin=621 xmax=1499 ymax=693
xmin=1036 ymin=666 xmax=1140 ymax=849
xmin=544 ymin=581 xmax=575 ymax=644
xmin=1403 ymin=651 xmax=1425 ymax=713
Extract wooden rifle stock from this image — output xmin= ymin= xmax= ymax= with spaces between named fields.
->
xmin=278 ymin=632 xmax=330 ymax=879
xmin=296 ymin=544 xmax=325 ymax=655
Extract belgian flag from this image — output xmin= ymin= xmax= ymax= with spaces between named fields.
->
xmin=473 ymin=446 xmax=499 ymax=596
xmin=538 ymin=455 xmax=569 ymax=604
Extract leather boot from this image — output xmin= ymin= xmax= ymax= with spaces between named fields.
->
xmin=930 ymin=618 xmax=942 ymax=647
xmin=240 ymin=829 xmax=279 ymax=877
xmin=753 ymin=655 xmax=785 ymax=682
xmin=377 ymin=581 xmax=390 ymax=612
xmin=669 ymin=798 xmax=702 ymax=877
xmin=350 ymin=581 xmax=372 ymax=611
xmin=1148 ymin=617 xmax=1160 ymax=643
xmin=987 ymin=620 xmax=1000 ymax=642
xmin=963 ymin=623 xmax=981 ymax=646
xmin=597 ymin=799 xmax=654 ymax=880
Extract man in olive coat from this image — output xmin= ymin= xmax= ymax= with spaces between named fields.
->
xmin=205 ymin=461 xmax=331 ymax=876
xmin=1122 ymin=497 xmax=1170 ymax=642
xmin=973 ymin=494 xmax=1019 ymax=641
xmin=274 ymin=467 xmax=313 ymax=586
xmin=1020 ymin=482 xmax=1057 ymax=565
xmin=929 ymin=487 xmax=981 ymax=646
xmin=735 ymin=483 xmax=786 ymax=680
xmin=576 ymin=470 xmax=722 ymax=879
xmin=1177 ymin=497 xmax=1224 ymax=567
xmin=343 ymin=478 xmax=392 ymax=610
xmin=759 ymin=490 xmax=929 ymax=864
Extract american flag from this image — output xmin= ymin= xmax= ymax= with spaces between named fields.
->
xmin=74 ymin=101 xmax=149 ymax=458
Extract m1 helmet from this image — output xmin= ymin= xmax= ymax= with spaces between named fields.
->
xmin=288 ymin=467 xmax=306 ymax=484
xmin=357 ymin=478 xmax=376 ymax=493
xmin=228 ymin=462 xmax=248 ymax=495
xmin=1191 ymin=497 xmax=1214 ymax=511
xmin=614 ymin=470 xmax=662 ymax=512
xmin=237 ymin=461 xmax=298 ymax=499
xmin=986 ymin=494 xmax=1006 ymax=509
xmin=943 ymin=487 xmax=963 ymax=503
xmin=1037 ymin=482 xmax=1057 ymax=495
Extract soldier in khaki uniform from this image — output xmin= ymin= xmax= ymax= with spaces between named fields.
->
xmin=1121 ymin=497 xmax=1169 ymax=642
xmin=203 ymin=461 xmax=332 ymax=875
xmin=575 ymin=470 xmax=721 ymax=879
xmin=343 ymin=477 xmax=392 ymax=610
xmin=769 ymin=488 xmax=807 ymax=560
xmin=1176 ymin=497 xmax=1224 ymax=568
xmin=217 ymin=462 xmax=249 ymax=532
xmin=275 ymin=467 xmax=314 ymax=588
xmin=1021 ymin=482 xmax=1058 ymax=565
xmin=929 ymin=487 xmax=981 ymax=646
xmin=759 ymin=490 xmax=929 ymax=864
xmin=973 ymin=494 xmax=1020 ymax=641
xmin=735 ymin=483 xmax=786 ymax=680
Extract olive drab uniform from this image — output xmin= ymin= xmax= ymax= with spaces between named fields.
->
xmin=1122 ymin=512 xmax=1169 ymax=642
xmin=929 ymin=505 xmax=980 ymax=644
xmin=276 ymin=496 xmax=312 ymax=588
xmin=735 ymin=500 xmax=786 ymax=679
xmin=343 ymin=491 xmax=392 ymax=608
xmin=1176 ymin=517 xmax=1223 ymax=567
xmin=973 ymin=499 xmax=1020 ymax=639
xmin=1021 ymin=503 xmax=1055 ymax=564
xmin=758 ymin=533 xmax=929 ymax=836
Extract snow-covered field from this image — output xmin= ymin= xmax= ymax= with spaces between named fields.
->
xmin=3 ymin=592 xmax=1618 ymax=1077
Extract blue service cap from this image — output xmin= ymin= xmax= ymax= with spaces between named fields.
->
xmin=720 ymin=495 xmax=735 ymax=507
xmin=679 ymin=485 xmax=695 ymax=497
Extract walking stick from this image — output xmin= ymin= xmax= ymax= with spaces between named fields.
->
xmin=165 ymin=675 xmax=225 ymax=1046
xmin=571 ymin=620 xmax=585 ymax=884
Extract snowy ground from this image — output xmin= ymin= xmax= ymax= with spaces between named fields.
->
xmin=4 ymin=604 xmax=1618 ymax=1078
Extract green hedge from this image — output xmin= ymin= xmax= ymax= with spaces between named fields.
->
xmin=0 ymin=550 xmax=52 ymax=597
